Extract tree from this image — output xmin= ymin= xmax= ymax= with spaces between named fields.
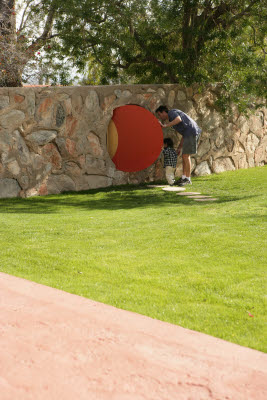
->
xmin=1 ymin=0 xmax=266 ymax=113
xmin=0 ymin=0 xmax=69 ymax=86
xmin=56 ymin=0 xmax=266 ymax=110
xmin=0 ymin=0 xmax=21 ymax=86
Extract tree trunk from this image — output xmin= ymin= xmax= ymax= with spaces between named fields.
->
xmin=181 ymin=0 xmax=199 ymax=82
xmin=0 ymin=0 xmax=23 ymax=86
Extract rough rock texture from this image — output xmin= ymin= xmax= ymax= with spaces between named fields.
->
xmin=194 ymin=161 xmax=212 ymax=176
xmin=27 ymin=130 xmax=58 ymax=146
xmin=0 ymin=85 xmax=266 ymax=198
xmin=0 ymin=178 xmax=21 ymax=198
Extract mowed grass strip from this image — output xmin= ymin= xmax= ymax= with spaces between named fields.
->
xmin=0 ymin=166 xmax=266 ymax=352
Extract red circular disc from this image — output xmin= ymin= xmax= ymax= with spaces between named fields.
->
xmin=108 ymin=105 xmax=163 ymax=172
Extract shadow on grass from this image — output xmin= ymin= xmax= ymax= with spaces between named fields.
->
xmin=235 ymin=213 xmax=267 ymax=222
xmin=0 ymin=184 xmax=259 ymax=214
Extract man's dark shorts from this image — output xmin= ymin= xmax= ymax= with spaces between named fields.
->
xmin=182 ymin=133 xmax=201 ymax=155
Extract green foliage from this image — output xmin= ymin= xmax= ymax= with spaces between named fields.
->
xmin=1 ymin=0 xmax=266 ymax=110
xmin=53 ymin=0 xmax=266 ymax=110
xmin=0 ymin=0 xmax=77 ymax=85
xmin=0 ymin=167 xmax=266 ymax=352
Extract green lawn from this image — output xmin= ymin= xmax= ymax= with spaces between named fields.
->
xmin=0 ymin=166 xmax=266 ymax=352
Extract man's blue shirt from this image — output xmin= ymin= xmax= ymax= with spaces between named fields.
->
xmin=168 ymin=109 xmax=201 ymax=137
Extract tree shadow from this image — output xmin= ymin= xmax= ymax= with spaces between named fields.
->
xmin=0 ymin=184 xmax=259 ymax=214
xmin=233 ymin=213 xmax=267 ymax=222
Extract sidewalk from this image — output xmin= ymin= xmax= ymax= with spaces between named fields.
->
xmin=0 ymin=272 xmax=266 ymax=400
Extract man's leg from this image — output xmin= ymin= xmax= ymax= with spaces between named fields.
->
xmin=178 ymin=154 xmax=192 ymax=186
xmin=182 ymin=154 xmax=191 ymax=178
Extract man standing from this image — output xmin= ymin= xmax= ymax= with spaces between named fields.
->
xmin=156 ymin=105 xmax=201 ymax=186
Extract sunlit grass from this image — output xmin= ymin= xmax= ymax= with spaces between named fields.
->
xmin=0 ymin=166 xmax=266 ymax=352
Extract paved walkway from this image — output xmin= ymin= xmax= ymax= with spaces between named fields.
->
xmin=147 ymin=185 xmax=218 ymax=201
xmin=0 ymin=272 xmax=266 ymax=400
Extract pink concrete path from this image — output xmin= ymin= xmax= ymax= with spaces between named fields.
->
xmin=0 ymin=272 xmax=266 ymax=400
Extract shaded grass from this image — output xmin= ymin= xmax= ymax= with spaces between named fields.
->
xmin=0 ymin=166 xmax=266 ymax=352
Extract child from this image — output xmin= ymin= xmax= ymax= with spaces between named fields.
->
xmin=162 ymin=138 xmax=177 ymax=186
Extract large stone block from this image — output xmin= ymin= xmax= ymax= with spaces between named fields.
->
xmin=194 ymin=161 xmax=211 ymax=176
xmin=191 ymin=157 xmax=196 ymax=173
xmin=86 ymin=90 xmax=100 ymax=111
xmin=26 ymin=90 xmax=36 ymax=116
xmin=197 ymin=139 xmax=210 ymax=158
xmin=247 ymin=133 xmax=260 ymax=153
xmin=238 ymin=154 xmax=248 ymax=169
xmin=12 ymin=130 xmax=31 ymax=165
xmin=232 ymin=141 xmax=245 ymax=155
xmin=0 ymin=162 xmax=4 ymax=176
xmin=41 ymin=143 xmax=62 ymax=170
xmin=168 ymin=90 xmax=175 ymax=108
xmin=64 ymin=161 xmax=82 ymax=178
xmin=114 ymin=89 xmax=132 ymax=98
xmin=0 ymin=96 xmax=10 ymax=110
xmin=214 ymin=128 xmax=225 ymax=148
xmin=14 ymin=94 xmax=25 ymax=104
xmin=85 ymin=155 xmax=105 ymax=173
xmin=30 ymin=154 xmax=44 ymax=171
xmin=75 ymin=174 xmax=112 ymax=191
xmin=147 ymin=95 xmax=161 ymax=112
xmin=55 ymin=138 xmax=69 ymax=158
xmin=213 ymin=157 xmax=235 ymax=174
xmin=1 ymin=151 xmax=15 ymax=166
xmin=64 ymin=98 xmax=72 ymax=115
xmin=177 ymin=90 xmax=186 ymax=101
xmin=36 ymin=97 xmax=54 ymax=125
xmin=247 ymin=154 xmax=255 ymax=168
xmin=202 ymin=110 xmax=223 ymax=131
xmin=237 ymin=115 xmax=250 ymax=135
xmin=248 ymin=112 xmax=264 ymax=137
xmin=56 ymin=93 xmax=70 ymax=102
xmin=27 ymin=130 xmax=57 ymax=146
xmin=0 ymin=178 xmax=21 ymax=198
xmin=56 ymin=104 xmax=66 ymax=127
xmin=65 ymin=138 xmax=77 ymax=157
xmin=18 ymin=175 xmax=30 ymax=189
xmin=46 ymin=174 xmax=75 ymax=194
xmin=101 ymin=94 xmax=117 ymax=111
xmin=87 ymin=132 xmax=103 ymax=157
xmin=87 ymin=175 xmax=112 ymax=189
xmin=76 ymin=135 xmax=90 ymax=155
xmin=0 ymin=110 xmax=25 ymax=129
xmin=175 ymin=161 xmax=183 ymax=178
xmin=186 ymin=87 xmax=194 ymax=98
xmin=0 ymin=131 xmax=12 ymax=154
xmin=71 ymin=94 xmax=83 ymax=113
xmin=7 ymin=160 xmax=20 ymax=176
xmin=154 ymin=159 xmax=164 ymax=181
xmin=65 ymin=116 xmax=78 ymax=137
xmin=230 ymin=153 xmax=248 ymax=169
xmin=112 ymin=170 xmax=128 ymax=185
xmin=157 ymin=88 xmax=165 ymax=97
xmin=254 ymin=136 xmax=267 ymax=165
xmin=180 ymin=101 xmax=198 ymax=121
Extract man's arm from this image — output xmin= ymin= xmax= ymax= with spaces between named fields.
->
xmin=161 ymin=116 xmax=182 ymax=128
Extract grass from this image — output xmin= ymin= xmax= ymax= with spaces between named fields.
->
xmin=0 ymin=166 xmax=266 ymax=352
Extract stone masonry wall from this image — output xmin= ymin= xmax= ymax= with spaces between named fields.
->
xmin=0 ymin=84 xmax=266 ymax=198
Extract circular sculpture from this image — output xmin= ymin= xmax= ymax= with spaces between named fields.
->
xmin=107 ymin=105 xmax=163 ymax=172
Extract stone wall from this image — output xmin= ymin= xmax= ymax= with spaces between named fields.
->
xmin=0 ymin=84 xmax=266 ymax=198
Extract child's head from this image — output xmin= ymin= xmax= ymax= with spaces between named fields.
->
xmin=163 ymin=138 xmax=174 ymax=148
